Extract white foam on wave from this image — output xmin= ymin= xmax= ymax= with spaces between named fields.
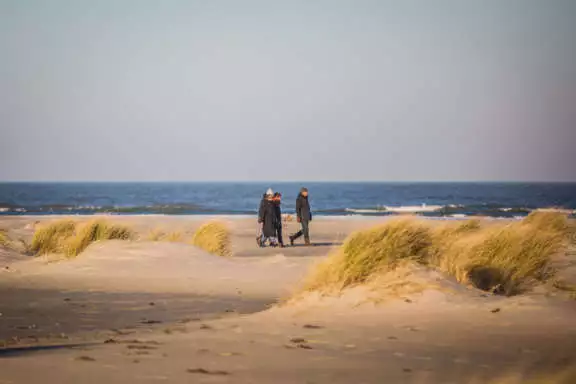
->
xmin=345 ymin=204 xmax=443 ymax=214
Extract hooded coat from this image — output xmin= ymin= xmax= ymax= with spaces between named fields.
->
xmin=258 ymin=198 xmax=278 ymax=237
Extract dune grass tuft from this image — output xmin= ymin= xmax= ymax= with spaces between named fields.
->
xmin=30 ymin=220 xmax=76 ymax=255
xmin=146 ymin=229 xmax=183 ymax=242
xmin=191 ymin=221 xmax=231 ymax=257
xmin=165 ymin=231 xmax=183 ymax=242
xmin=0 ymin=229 xmax=8 ymax=246
xmin=300 ymin=215 xmax=569 ymax=297
xmin=433 ymin=223 xmax=563 ymax=295
xmin=522 ymin=211 xmax=568 ymax=233
xmin=147 ymin=229 xmax=165 ymax=241
xmin=478 ymin=365 xmax=576 ymax=384
xmin=65 ymin=220 xmax=133 ymax=257
xmin=302 ymin=219 xmax=432 ymax=293
xmin=30 ymin=219 xmax=133 ymax=257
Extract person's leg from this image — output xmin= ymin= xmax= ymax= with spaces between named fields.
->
xmin=302 ymin=220 xmax=310 ymax=244
xmin=292 ymin=225 xmax=303 ymax=239
xmin=277 ymin=226 xmax=284 ymax=246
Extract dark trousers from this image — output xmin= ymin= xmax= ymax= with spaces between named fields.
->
xmin=292 ymin=220 xmax=310 ymax=243
xmin=276 ymin=225 xmax=284 ymax=245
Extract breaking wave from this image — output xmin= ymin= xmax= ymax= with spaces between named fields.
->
xmin=0 ymin=203 xmax=574 ymax=218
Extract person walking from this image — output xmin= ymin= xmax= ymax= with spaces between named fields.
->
xmin=258 ymin=189 xmax=279 ymax=247
xmin=290 ymin=187 xmax=312 ymax=246
xmin=273 ymin=192 xmax=284 ymax=247
xmin=256 ymin=192 xmax=267 ymax=246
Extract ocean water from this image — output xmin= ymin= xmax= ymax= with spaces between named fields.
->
xmin=0 ymin=182 xmax=575 ymax=218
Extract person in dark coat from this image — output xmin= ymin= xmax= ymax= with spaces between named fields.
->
xmin=290 ymin=187 xmax=312 ymax=246
xmin=258 ymin=189 xmax=278 ymax=247
xmin=273 ymin=192 xmax=284 ymax=247
xmin=256 ymin=193 xmax=267 ymax=246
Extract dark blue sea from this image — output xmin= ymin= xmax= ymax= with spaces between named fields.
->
xmin=0 ymin=182 xmax=575 ymax=218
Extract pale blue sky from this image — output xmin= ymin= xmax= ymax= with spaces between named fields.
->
xmin=1 ymin=0 xmax=575 ymax=181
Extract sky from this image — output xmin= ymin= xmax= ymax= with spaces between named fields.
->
xmin=1 ymin=0 xmax=575 ymax=182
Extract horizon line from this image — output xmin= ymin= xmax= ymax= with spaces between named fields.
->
xmin=1 ymin=180 xmax=576 ymax=184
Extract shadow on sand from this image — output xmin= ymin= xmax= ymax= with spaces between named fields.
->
xmin=0 ymin=343 xmax=96 ymax=358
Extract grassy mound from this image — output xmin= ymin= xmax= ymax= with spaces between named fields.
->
xmin=191 ymin=221 xmax=231 ymax=257
xmin=301 ymin=214 xmax=569 ymax=297
xmin=303 ymin=219 xmax=432 ymax=292
xmin=65 ymin=220 xmax=134 ymax=257
xmin=30 ymin=220 xmax=76 ymax=255
xmin=433 ymin=222 xmax=563 ymax=295
xmin=522 ymin=210 xmax=569 ymax=233
xmin=30 ymin=219 xmax=133 ymax=257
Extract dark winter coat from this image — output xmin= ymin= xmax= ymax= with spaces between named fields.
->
xmin=258 ymin=199 xmax=278 ymax=237
xmin=258 ymin=194 xmax=266 ymax=218
xmin=274 ymin=201 xmax=282 ymax=229
xmin=296 ymin=194 xmax=312 ymax=222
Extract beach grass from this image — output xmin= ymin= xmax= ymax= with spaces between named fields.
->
xmin=146 ymin=228 xmax=165 ymax=241
xmin=0 ymin=229 xmax=8 ymax=246
xmin=30 ymin=219 xmax=133 ymax=257
xmin=65 ymin=220 xmax=134 ymax=257
xmin=300 ymin=213 xmax=570 ymax=297
xmin=191 ymin=221 xmax=231 ymax=257
xmin=30 ymin=220 xmax=76 ymax=255
xmin=302 ymin=219 xmax=431 ymax=293
xmin=165 ymin=231 xmax=183 ymax=242
xmin=522 ymin=210 xmax=569 ymax=233
xmin=146 ymin=229 xmax=183 ymax=242
xmin=478 ymin=365 xmax=576 ymax=384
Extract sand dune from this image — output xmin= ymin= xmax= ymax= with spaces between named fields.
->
xmin=1 ymin=216 xmax=575 ymax=383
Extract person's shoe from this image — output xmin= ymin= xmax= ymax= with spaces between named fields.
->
xmin=289 ymin=236 xmax=294 ymax=246
xmin=305 ymin=240 xmax=311 ymax=246
xmin=256 ymin=236 xmax=262 ymax=247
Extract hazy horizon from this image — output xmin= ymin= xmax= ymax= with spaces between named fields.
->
xmin=2 ymin=0 xmax=576 ymax=182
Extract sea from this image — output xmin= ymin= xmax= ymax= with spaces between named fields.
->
xmin=0 ymin=182 xmax=575 ymax=218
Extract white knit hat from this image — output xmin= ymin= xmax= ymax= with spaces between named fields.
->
xmin=266 ymin=188 xmax=274 ymax=196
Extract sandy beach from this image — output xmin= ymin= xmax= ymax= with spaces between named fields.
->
xmin=1 ymin=215 xmax=575 ymax=383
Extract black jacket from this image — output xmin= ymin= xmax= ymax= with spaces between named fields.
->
xmin=258 ymin=194 xmax=266 ymax=219
xmin=296 ymin=194 xmax=312 ymax=222
xmin=274 ymin=201 xmax=282 ymax=228
xmin=258 ymin=199 xmax=278 ymax=237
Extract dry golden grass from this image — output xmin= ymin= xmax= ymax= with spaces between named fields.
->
xmin=191 ymin=221 xmax=231 ymax=257
xmin=522 ymin=210 xmax=569 ymax=233
xmin=0 ymin=229 xmax=8 ymax=246
xmin=433 ymin=223 xmax=563 ymax=295
xmin=147 ymin=228 xmax=165 ymax=241
xmin=30 ymin=219 xmax=133 ymax=257
xmin=299 ymin=214 xmax=570 ymax=297
xmin=302 ymin=219 xmax=432 ymax=293
xmin=165 ymin=231 xmax=183 ymax=242
xmin=30 ymin=220 xmax=76 ymax=255
xmin=65 ymin=220 xmax=133 ymax=257
xmin=146 ymin=229 xmax=183 ymax=242
xmin=475 ymin=365 xmax=576 ymax=384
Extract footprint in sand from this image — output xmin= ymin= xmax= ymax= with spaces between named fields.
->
xmin=303 ymin=324 xmax=324 ymax=329
xmin=187 ymin=368 xmax=230 ymax=376
xmin=75 ymin=356 xmax=96 ymax=362
xmin=127 ymin=345 xmax=157 ymax=350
